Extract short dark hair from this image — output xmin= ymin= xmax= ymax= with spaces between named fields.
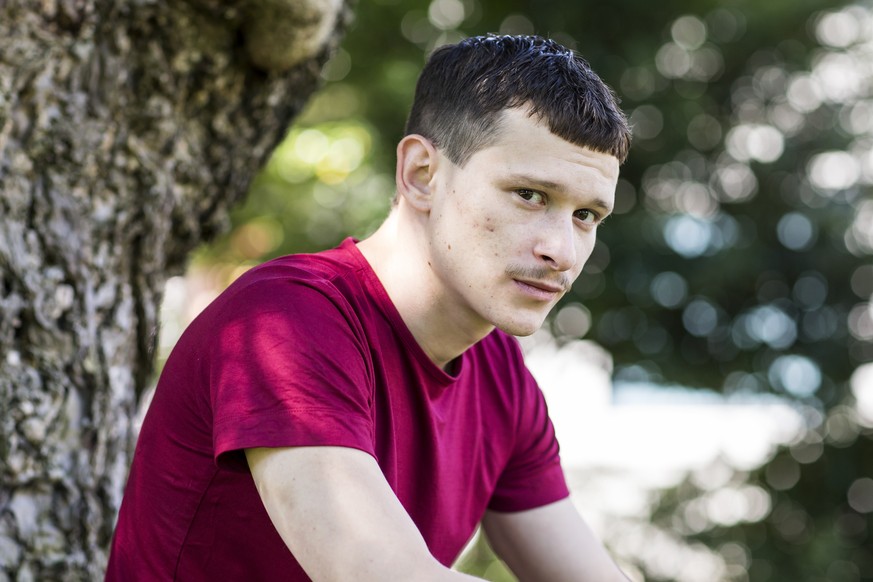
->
xmin=405 ymin=34 xmax=631 ymax=166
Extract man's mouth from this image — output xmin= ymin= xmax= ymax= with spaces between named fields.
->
xmin=512 ymin=278 xmax=566 ymax=300
xmin=506 ymin=266 xmax=572 ymax=294
xmin=515 ymin=279 xmax=565 ymax=293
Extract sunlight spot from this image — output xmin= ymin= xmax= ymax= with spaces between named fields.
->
xmin=725 ymin=124 xmax=784 ymax=163
xmin=672 ymin=15 xmax=707 ymax=50
xmin=848 ymin=478 xmax=873 ymax=513
xmin=650 ymin=272 xmax=688 ymax=309
xmin=768 ymin=355 xmax=821 ymax=397
xmin=428 ymin=0 xmax=465 ymax=30
xmin=841 ymin=100 xmax=873 ymax=135
xmin=767 ymin=102 xmax=805 ymax=136
xmin=664 ymin=215 xmax=711 ymax=257
xmin=714 ymin=163 xmax=757 ymax=202
xmin=847 ymin=200 xmax=873 ymax=254
xmin=813 ymin=52 xmax=864 ymax=103
xmin=555 ymin=303 xmax=592 ymax=338
xmin=852 ymin=362 xmax=873 ymax=426
xmin=848 ymin=302 xmax=873 ymax=341
xmin=739 ymin=305 xmax=797 ymax=349
xmin=808 ymin=151 xmax=861 ymax=192
xmin=656 ymin=42 xmax=693 ymax=79
xmin=777 ymin=212 xmax=816 ymax=251
xmin=690 ymin=47 xmax=724 ymax=81
xmin=683 ymin=299 xmax=720 ymax=337
xmin=630 ymin=105 xmax=664 ymax=140
xmin=676 ymin=182 xmax=717 ymax=217
xmin=786 ymin=74 xmax=822 ymax=113
xmin=293 ymin=129 xmax=330 ymax=165
xmin=816 ymin=9 xmax=861 ymax=48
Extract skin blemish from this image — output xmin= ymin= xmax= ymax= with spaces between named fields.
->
xmin=448 ymin=244 xmax=452 ymax=250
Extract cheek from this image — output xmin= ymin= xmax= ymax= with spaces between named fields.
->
xmin=576 ymin=238 xmax=598 ymax=271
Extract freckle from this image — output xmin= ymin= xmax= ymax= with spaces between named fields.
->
xmin=448 ymin=244 xmax=451 ymax=250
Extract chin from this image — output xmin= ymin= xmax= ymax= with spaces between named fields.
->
xmin=494 ymin=317 xmax=545 ymax=337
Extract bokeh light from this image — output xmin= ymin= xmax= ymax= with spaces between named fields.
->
xmin=808 ymin=151 xmax=862 ymax=192
xmin=847 ymin=478 xmax=873 ymax=513
xmin=725 ymin=124 xmax=784 ymax=163
xmin=664 ymin=216 xmax=711 ymax=257
xmin=776 ymin=212 xmax=816 ymax=251
xmin=768 ymin=355 xmax=822 ymax=397
xmin=650 ymin=272 xmax=688 ymax=309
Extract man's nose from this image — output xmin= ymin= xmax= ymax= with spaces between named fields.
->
xmin=534 ymin=216 xmax=577 ymax=272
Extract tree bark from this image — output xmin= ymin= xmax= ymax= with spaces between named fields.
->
xmin=0 ymin=0 xmax=351 ymax=577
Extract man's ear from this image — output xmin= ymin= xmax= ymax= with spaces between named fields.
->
xmin=395 ymin=134 xmax=439 ymax=212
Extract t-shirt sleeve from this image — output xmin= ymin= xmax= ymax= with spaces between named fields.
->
xmin=207 ymin=277 xmax=374 ymax=471
xmin=488 ymin=342 xmax=570 ymax=512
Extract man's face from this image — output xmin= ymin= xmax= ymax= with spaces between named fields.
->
xmin=425 ymin=107 xmax=620 ymax=338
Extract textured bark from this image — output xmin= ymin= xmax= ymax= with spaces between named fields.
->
xmin=0 ymin=0 xmax=351 ymax=577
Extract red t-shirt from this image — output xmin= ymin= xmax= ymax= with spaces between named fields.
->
xmin=107 ymin=238 xmax=568 ymax=581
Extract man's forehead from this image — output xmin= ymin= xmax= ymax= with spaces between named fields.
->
xmin=485 ymin=107 xmax=620 ymax=167
xmin=478 ymin=110 xmax=620 ymax=177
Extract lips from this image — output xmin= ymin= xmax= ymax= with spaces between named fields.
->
xmin=512 ymin=278 xmax=566 ymax=301
xmin=516 ymin=279 xmax=564 ymax=293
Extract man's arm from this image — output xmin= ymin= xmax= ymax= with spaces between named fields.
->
xmin=482 ymin=498 xmax=629 ymax=582
xmin=245 ymin=446 xmax=481 ymax=582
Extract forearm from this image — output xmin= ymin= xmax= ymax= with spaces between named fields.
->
xmin=247 ymin=446 xmax=483 ymax=582
xmin=483 ymin=499 xmax=628 ymax=582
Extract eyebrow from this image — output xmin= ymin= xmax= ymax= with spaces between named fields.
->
xmin=506 ymin=173 xmax=615 ymax=214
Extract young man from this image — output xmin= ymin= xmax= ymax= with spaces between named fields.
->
xmin=107 ymin=35 xmax=632 ymax=581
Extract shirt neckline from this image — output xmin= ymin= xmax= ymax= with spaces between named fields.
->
xmin=338 ymin=237 xmax=466 ymax=389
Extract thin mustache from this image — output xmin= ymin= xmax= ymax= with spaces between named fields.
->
xmin=505 ymin=266 xmax=572 ymax=293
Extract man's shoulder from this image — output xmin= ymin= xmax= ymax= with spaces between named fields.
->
xmin=182 ymin=239 xmax=370 ymax=340
xmin=237 ymin=238 xmax=362 ymax=289
xmin=220 ymin=239 xmax=365 ymax=303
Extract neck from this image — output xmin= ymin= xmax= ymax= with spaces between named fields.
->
xmin=356 ymin=209 xmax=493 ymax=370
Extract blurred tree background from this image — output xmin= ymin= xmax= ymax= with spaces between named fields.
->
xmin=185 ymin=0 xmax=873 ymax=579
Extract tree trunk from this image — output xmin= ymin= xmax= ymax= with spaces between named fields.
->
xmin=0 ymin=0 xmax=350 ymax=577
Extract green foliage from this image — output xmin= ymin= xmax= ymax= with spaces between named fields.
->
xmin=647 ymin=419 xmax=873 ymax=580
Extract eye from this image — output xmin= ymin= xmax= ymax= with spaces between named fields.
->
xmin=516 ymin=189 xmax=545 ymax=205
xmin=574 ymin=209 xmax=599 ymax=226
